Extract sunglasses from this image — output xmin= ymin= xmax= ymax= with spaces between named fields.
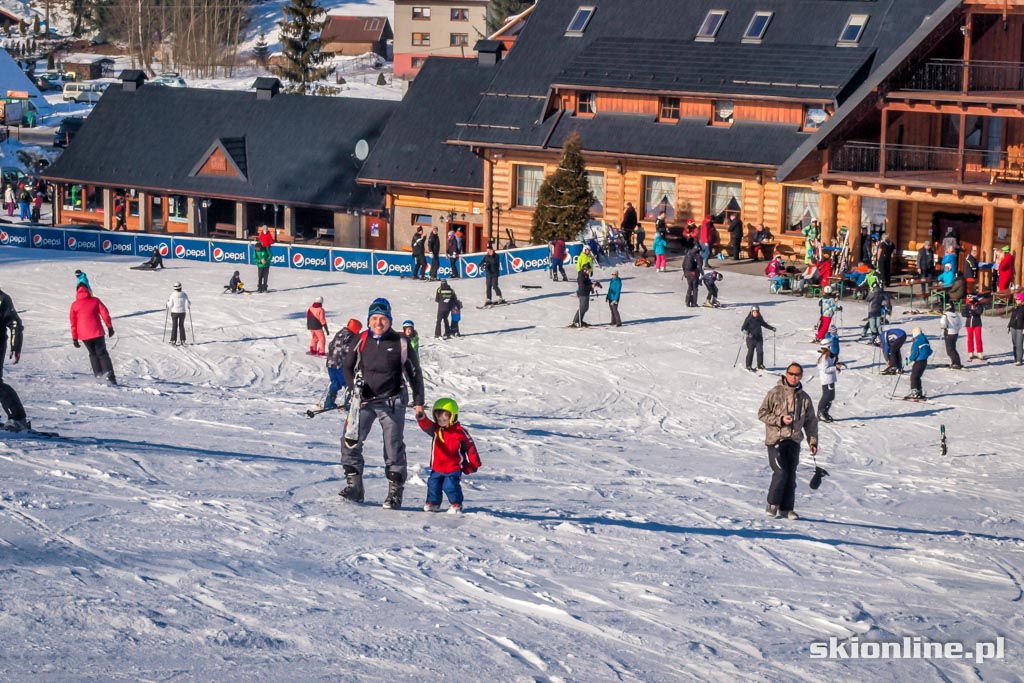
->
xmin=786 ymin=371 xmax=803 ymax=377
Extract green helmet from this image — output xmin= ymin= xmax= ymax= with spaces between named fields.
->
xmin=432 ymin=397 xmax=459 ymax=423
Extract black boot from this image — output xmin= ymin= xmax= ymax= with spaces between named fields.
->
xmin=339 ymin=467 xmax=364 ymax=502
xmin=382 ymin=471 xmax=404 ymax=510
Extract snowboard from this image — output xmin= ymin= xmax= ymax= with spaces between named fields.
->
xmin=343 ymin=371 xmax=363 ymax=447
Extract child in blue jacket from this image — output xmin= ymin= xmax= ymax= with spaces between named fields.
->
xmin=606 ymin=270 xmax=622 ymax=326
xmin=905 ymin=327 xmax=933 ymax=400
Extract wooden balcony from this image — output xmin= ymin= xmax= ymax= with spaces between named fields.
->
xmin=826 ymin=142 xmax=1024 ymax=194
xmin=896 ymin=59 xmax=1024 ymax=92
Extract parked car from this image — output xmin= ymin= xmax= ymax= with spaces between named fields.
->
xmin=1 ymin=167 xmax=28 ymax=187
xmin=151 ymin=72 xmax=187 ymax=88
xmin=63 ymin=81 xmax=107 ymax=102
xmin=74 ymin=89 xmax=103 ymax=104
xmin=53 ymin=117 xmax=85 ymax=148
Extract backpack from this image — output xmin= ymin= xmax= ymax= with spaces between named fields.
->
xmin=634 ymin=257 xmax=651 ymax=267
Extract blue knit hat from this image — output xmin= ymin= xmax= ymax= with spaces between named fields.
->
xmin=368 ymin=297 xmax=392 ymax=322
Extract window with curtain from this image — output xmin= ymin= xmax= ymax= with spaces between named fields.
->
xmin=588 ymin=170 xmax=605 ymax=215
xmin=785 ymin=187 xmax=820 ymax=231
xmin=708 ymin=181 xmax=742 ymax=223
xmin=643 ymin=175 xmax=675 ymax=219
xmin=515 ymin=165 xmax=545 ymax=207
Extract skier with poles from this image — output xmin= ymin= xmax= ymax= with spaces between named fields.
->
xmin=757 ymin=362 xmax=819 ymax=520
xmin=0 ymin=287 xmax=29 ymax=431
xmin=741 ymin=305 xmax=776 ymax=372
xmin=322 ymin=318 xmax=362 ymax=411
xmin=939 ymin=302 xmax=963 ymax=369
xmin=69 ymin=284 xmax=117 ymax=385
xmin=166 ymin=283 xmax=190 ymax=346
xmin=481 ymin=245 xmax=506 ymax=305
xmin=904 ymin=327 xmax=933 ymax=401
xmin=571 ymin=263 xmax=601 ymax=327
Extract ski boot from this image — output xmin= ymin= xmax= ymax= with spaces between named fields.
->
xmin=382 ymin=472 xmax=405 ymax=510
xmin=784 ymin=510 xmax=800 ymax=520
xmin=339 ymin=468 xmax=364 ymax=502
xmin=765 ymin=504 xmax=780 ymax=518
xmin=496 ymin=298 xmax=506 ymax=304
xmin=3 ymin=418 xmax=31 ymax=432
xmin=817 ymin=413 xmax=834 ymax=423
xmin=447 ymin=503 xmax=463 ymax=515
xmin=424 ymin=502 xmax=440 ymax=512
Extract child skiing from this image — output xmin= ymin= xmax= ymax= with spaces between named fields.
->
xmin=702 ymin=269 xmax=723 ymax=307
xmin=401 ymin=320 xmax=420 ymax=352
xmin=224 ymin=271 xmax=245 ymax=294
xmin=450 ymin=302 xmax=463 ymax=337
xmin=323 ymin=319 xmax=362 ymax=410
xmin=816 ymin=340 xmax=845 ymax=422
xmin=416 ymin=398 xmax=481 ymax=514
xmin=306 ymin=296 xmax=329 ymax=356
xmin=905 ymin=327 xmax=933 ymax=401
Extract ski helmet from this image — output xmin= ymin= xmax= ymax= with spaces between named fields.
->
xmin=314 ymin=296 xmax=323 ymax=304
xmin=346 ymin=318 xmax=362 ymax=333
xmin=751 ymin=305 xmax=760 ymax=312
xmin=367 ymin=297 xmax=392 ymax=321
xmin=823 ymin=285 xmax=833 ymax=294
xmin=911 ymin=327 xmax=922 ymax=337
xmin=1017 ymin=292 xmax=1024 ymax=303
xmin=820 ymin=338 xmax=832 ymax=348
xmin=173 ymin=282 xmax=182 ymax=290
xmin=402 ymin=319 xmax=415 ymax=329
xmin=432 ymin=397 xmax=459 ymax=423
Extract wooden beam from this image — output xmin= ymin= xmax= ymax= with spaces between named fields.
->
xmin=884 ymin=102 xmax=1024 ymax=118
xmin=880 ymin=108 xmax=888 ymax=178
xmin=981 ymin=205 xmax=995 ymax=286
xmin=886 ymin=198 xmax=900 ymax=251
xmin=847 ymin=194 xmax=863 ymax=262
xmin=1013 ymin=207 xmax=1024 ymax=287
xmin=819 ymin=191 xmax=838 ymax=245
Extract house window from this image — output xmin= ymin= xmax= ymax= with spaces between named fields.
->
xmin=62 ymin=184 xmax=83 ymax=211
xmin=168 ymin=195 xmax=188 ymax=222
xmin=515 ymin=165 xmax=545 ymax=207
xmin=643 ymin=175 xmax=675 ymax=220
xmin=412 ymin=7 xmax=430 ymax=20
xmin=743 ymin=11 xmax=772 ymax=42
xmin=412 ymin=213 xmax=432 ymax=225
xmin=412 ymin=33 xmax=430 ymax=46
xmin=713 ymin=100 xmax=734 ymax=125
xmin=838 ymin=14 xmax=869 ymax=45
xmin=588 ymin=170 xmax=605 ymax=215
xmin=411 ymin=57 xmax=425 ymax=69
xmin=708 ymin=181 xmax=742 ymax=224
xmin=565 ymin=6 xmax=595 ymax=36
xmin=450 ymin=33 xmax=469 ymax=47
xmin=577 ymin=91 xmax=596 ymax=115
xmin=803 ymin=106 xmax=828 ymax=131
xmin=65 ymin=185 xmax=102 ymax=212
xmin=696 ymin=10 xmax=727 ymax=41
xmin=785 ymin=187 xmax=820 ymax=231
xmin=659 ymin=97 xmax=680 ymax=121
xmin=450 ymin=7 xmax=468 ymax=21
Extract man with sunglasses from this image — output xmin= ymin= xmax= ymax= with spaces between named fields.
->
xmin=757 ymin=362 xmax=818 ymax=520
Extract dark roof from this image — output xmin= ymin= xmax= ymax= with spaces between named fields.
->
xmin=321 ymin=16 xmax=392 ymax=43
xmin=358 ymin=57 xmax=494 ymax=192
xmin=43 ymin=86 xmax=397 ymax=210
xmin=451 ymin=0 xmax=949 ymax=163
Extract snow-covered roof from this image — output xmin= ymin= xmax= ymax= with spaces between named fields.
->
xmin=61 ymin=53 xmax=116 ymax=65
xmin=0 ymin=48 xmax=51 ymax=111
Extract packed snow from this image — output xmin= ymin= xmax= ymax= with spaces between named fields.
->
xmin=1 ymin=246 xmax=1022 ymax=680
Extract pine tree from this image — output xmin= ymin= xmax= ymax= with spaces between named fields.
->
xmin=275 ymin=0 xmax=334 ymax=95
xmin=47 ymin=52 xmax=55 ymax=70
xmin=253 ymin=33 xmax=270 ymax=67
xmin=375 ymin=72 xmax=387 ymax=86
xmin=530 ymin=132 xmax=594 ymax=244
xmin=487 ymin=0 xmax=530 ymax=34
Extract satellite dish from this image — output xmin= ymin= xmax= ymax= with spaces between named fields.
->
xmin=354 ymin=139 xmax=369 ymax=161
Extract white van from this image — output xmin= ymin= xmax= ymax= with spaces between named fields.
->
xmin=62 ymin=81 xmax=106 ymax=102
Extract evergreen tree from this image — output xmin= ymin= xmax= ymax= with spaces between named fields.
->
xmin=47 ymin=52 xmax=55 ymax=70
xmin=530 ymin=132 xmax=594 ymax=244
xmin=252 ymin=32 xmax=270 ymax=67
xmin=376 ymin=72 xmax=386 ymax=86
xmin=487 ymin=0 xmax=530 ymax=34
xmin=274 ymin=0 xmax=334 ymax=95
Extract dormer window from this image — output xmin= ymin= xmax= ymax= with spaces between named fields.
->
xmin=838 ymin=14 xmax=869 ymax=46
xmin=713 ymin=100 xmax=734 ymax=126
xmin=577 ymin=92 xmax=596 ymax=115
xmin=696 ymin=10 xmax=727 ymax=42
xmin=566 ymin=6 xmax=595 ymax=36
xmin=743 ymin=12 xmax=773 ymax=43
xmin=803 ymin=106 xmax=828 ymax=131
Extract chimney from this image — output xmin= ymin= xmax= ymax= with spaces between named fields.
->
xmin=118 ymin=69 xmax=148 ymax=92
xmin=474 ymin=40 xmax=506 ymax=67
xmin=252 ymin=77 xmax=282 ymax=100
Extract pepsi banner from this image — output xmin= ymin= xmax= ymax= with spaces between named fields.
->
xmin=289 ymin=245 xmax=331 ymax=271
xmin=458 ymin=252 xmax=486 ymax=279
xmin=372 ymin=251 xmax=415 ymax=278
xmin=503 ymin=246 xmax=550 ymax=275
xmin=99 ymin=232 xmax=135 ymax=256
xmin=28 ymin=227 xmax=65 ymax=251
xmin=135 ymin=234 xmax=172 ymax=259
xmin=565 ymin=241 xmax=584 ymax=266
xmin=426 ymin=255 xmax=455 ymax=279
xmin=330 ymin=249 xmax=373 ymax=275
xmin=63 ymin=229 xmax=102 ymax=254
xmin=0 ymin=225 xmax=30 ymax=248
xmin=171 ymin=236 xmax=210 ymax=262
xmin=269 ymin=244 xmax=289 ymax=268
xmin=210 ymin=240 xmax=249 ymax=266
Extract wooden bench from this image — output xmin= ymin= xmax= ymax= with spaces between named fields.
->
xmin=992 ymin=289 xmax=1015 ymax=316
xmin=210 ymin=223 xmax=236 ymax=239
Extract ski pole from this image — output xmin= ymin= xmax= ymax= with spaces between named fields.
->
xmin=188 ymin=306 xmax=195 ymax=344
xmin=162 ymin=307 xmax=168 ymax=343
xmin=733 ymin=335 xmax=744 ymax=368
xmin=889 ymin=371 xmax=903 ymax=400
xmin=772 ymin=331 xmax=777 ymax=367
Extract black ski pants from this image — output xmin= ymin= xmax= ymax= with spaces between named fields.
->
xmin=170 ymin=312 xmax=186 ymax=343
xmin=435 ymin=309 xmax=451 ymax=338
xmin=767 ymin=439 xmax=801 ymax=512
xmin=413 ymin=255 xmax=427 ymax=280
xmin=83 ymin=337 xmax=115 ymax=383
xmin=944 ymin=332 xmax=961 ymax=367
xmin=910 ymin=359 xmax=927 ymax=394
xmin=878 ymin=256 xmax=892 ymax=286
xmin=685 ymin=272 xmax=700 ymax=307
xmin=887 ymin=338 xmax=905 ymax=370
xmin=746 ymin=336 xmax=764 ymax=369
xmin=730 ymin=237 xmax=742 ymax=260
xmin=0 ymin=345 xmax=26 ymax=421
xmin=486 ymin=273 xmax=502 ymax=301
xmin=257 ymin=266 xmax=269 ymax=292
xmin=608 ymin=300 xmax=621 ymax=326
xmin=429 ymin=253 xmax=440 ymax=279
xmin=705 ymin=282 xmax=719 ymax=303
xmin=818 ymin=383 xmax=835 ymax=417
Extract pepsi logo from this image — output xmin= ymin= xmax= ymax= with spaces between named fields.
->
xmin=292 ymin=252 xmax=305 ymax=267
xmin=32 ymin=234 xmax=42 ymax=246
xmin=510 ymin=257 xmax=525 ymax=272
xmin=213 ymin=247 xmax=225 ymax=262
xmin=174 ymin=244 xmax=185 ymax=258
xmin=158 ymin=244 xmax=170 ymax=256
xmin=334 ymin=255 xmax=345 ymax=270
xmin=101 ymin=239 xmax=112 ymax=253
xmin=563 ymin=253 xmax=573 ymax=264
xmin=0 ymin=231 xmax=8 ymax=244
xmin=67 ymin=237 xmax=78 ymax=250
xmin=376 ymin=259 xmax=388 ymax=275
xmin=464 ymin=262 xmax=479 ymax=278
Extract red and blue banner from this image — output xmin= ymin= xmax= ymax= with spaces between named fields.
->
xmin=330 ymin=249 xmax=373 ymax=275
xmin=210 ymin=240 xmax=249 ymax=265
xmin=171 ymin=236 xmax=210 ymax=262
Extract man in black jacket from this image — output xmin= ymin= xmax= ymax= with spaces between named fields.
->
xmin=917 ymin=243 xmax=936 ymax=294
xmin=620 ymin=202 xmax=638 ymax=255
xmin=683 ymin=244 xmax=702 ymax=308
xmin=0 ymin=288 xmax=29 ymax=431
xmin=727 ymin=213 xmax=744 ymax=260
xmin=427 ymin=227 xmax=441 ymax=280
xmin=411 ymin=227 xmax=427 ymax=281
xmin=964 ymin=245 xmax=980 ymax=294
xmin=741 ymin=305 xmax=776 ymax=371
xmin=340 ymin=298 xmax=425 ymax=509
xmin=434 ymin=280 xmax=459 ymax=338
xmin=481 ymin=245 xmax=505 ymax=305
xmin=876 ymin=233 xmax=896 ymax=286
xmin=571 ymin=264 xmax=600 ymax=327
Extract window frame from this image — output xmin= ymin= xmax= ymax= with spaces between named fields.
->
xmin=168 ymin=194 xmax=189 ymax=222
xmin=412 ymin=32 xmax=430 ymax=47
xmin=708 ymin=180 xmax=743 ymax=225
xmin=784 ymin=186 xmax=820 ymax=232
xmin=643 ymin=175 xmax=676 ymax=221
xmin=449 ymin=33 xmax=469 ymax=47
xmin=577 ymin=91 xmax=596 ymax=116
xmin=742 ymin=11 xmax=773 ymax=43
xmin=696 ymin=10 xmax=727 ymax=42
xmin=587 ymin=170 xmax=605 ymax=216
xmin=658 ymin=97 xmax=681 ymax=122
xmin=712 ymin=100 xmax=734 ymax=126
xmin=411 ymin=6 xmax=430 ymax=20
xmin=837 ymin=14 xmax=869 ymax=46
xmin=450 ymin=7 xmax=468 ymax=21
xmin=565 ymin=6 xmax=595 ymax=36
xmin=802 ymin=105 xmax=828 ymax=132
xmin=514 ymin=164 xmax=545 ymax=208
xmin=410 ymin=57 xmax=425 ymax=69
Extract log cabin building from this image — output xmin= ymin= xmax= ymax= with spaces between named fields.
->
xmin=43 ymin=74 xmax=395 ymax=248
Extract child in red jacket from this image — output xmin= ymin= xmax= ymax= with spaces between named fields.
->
xmin=417 ymin=397 xmax=481 ymax=514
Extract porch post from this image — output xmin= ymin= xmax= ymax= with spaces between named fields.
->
xmin=981 ymin=204 xmax=995 ymax=291
xmin=957 ymin=112 xmax=967 ymax=184
xmin=484 ymin=156 xmax=493 ymax=246
xmin=102 ymin=189 xmax=112 ymax=231
xmin=138 ymin=191 xmax=149 ymax=232
xmin=187 ymin=197 xmax=198 ymax=235
xmin=1012 ymin=207 xmax=1024 ymax=287
xmin=846 ymin=194 xmax=863 ymax=264
xmin=235 ymin=202 xmax=246 ymax=240
xmin=282 ymin=206 xmax=296 ymax=240
xmin=880 ymin=109 xmax=888 ymax=178
xmin=962 ymin=10 xmax=972 ymax=94
xmin=886 ymin=198 xmax=900 ymax=252
xmin=819 ymin=190 xmax=837 ymax=245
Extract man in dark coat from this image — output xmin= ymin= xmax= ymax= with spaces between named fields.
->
xmin=411 ymin=227 xmax=427 ymax=281
xmin=682 ymin=245 xmax=703 ymax=308
xmin=434 ymin=280 xmax=459 ymax=338
xmin=446 ymin=229 xmax=461 ymax=279
xmin=481 ymin=245 xmax=505 ymax=305
xmin=620 ymin=202 xmax=638 ymax=255
xmin=427 ymin=227 xmax=441 ymax=280
xmin=0 ymin=288 xmax=29 ymax=431
xmin=917 ymin=243 xmax=936 ymax=294
xmin=741 ymin=305 xmax=776 ymax=371
xmin=876 ymin=233 xmax=896 ymax=286
xmin=727 ymin=213 xmax=745 ymax=260
xmin=571 ymin=264 xmax=601 ymax=327
xmin=757 ymin=362 xmax=818 ymax=520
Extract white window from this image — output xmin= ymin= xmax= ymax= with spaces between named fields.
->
xmin=588 ymin=170 xmax=605 ymax=215
xmin=643 ymin=176 xmax=676 ymax=220
xmin=577 ymin=91 xmax=596 ymax=115
xmin=515 ymin=165 xmax=545 ymax=207
xmin=696 ymin=10 xmax=727 ymax=41
xmin=412 ymin=7 xmax=430 ymax=20
xmin=709 ymin=181 xmax=742 ymax=224
xmin=803 ymin=106 xmax=828 ymax=131
xmin=450 ymin=33 xmax=469 ymax=47
xmin=838 ymin=15 xmax=869 ymax=45
xmin=743 ymin=12 xmax=773 ymax=43
xmin=785 ymin=187 xmax=820 ymax=231
xmin=713 ymin=100 xmax=734 ymax=125
xmin=566 ymin=6 xmax=595 ymax=36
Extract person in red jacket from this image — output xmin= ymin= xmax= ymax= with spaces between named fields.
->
xmin=306 ymin=296 xmax=328 ymax=355
xmin=416 ymin=397 xmax=481 ymax=514
xmin=997 ymin=246 xmax=1015 ymax=292
xmin=69 ymin=284 xmax=116 ymax=384
xmin=257 ymin=225 xmax=276 ymax=248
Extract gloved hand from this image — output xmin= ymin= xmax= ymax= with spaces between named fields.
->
xmin=108 ymin=327 xmax=115 ymax=338
xmin=324 ymin=327 xmax=330 ymax=336
xmin=461 ymin=465 xmax=477 ymax=475
xmin=12 ymin=351 xmax=20 ymax=364
xmin=73 ymin=339 xmax=80 ymax=348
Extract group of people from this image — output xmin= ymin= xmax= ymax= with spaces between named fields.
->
xmin=4 ymin=181 xmax=45 ymax=223
xmin=410 ymin=225 xmax=468 ymax=282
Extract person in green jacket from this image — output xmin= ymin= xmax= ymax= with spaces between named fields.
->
xmin=577 ymin=245 xmax=595 ymax=274
xmin=402 ymin=319 xmax=420 ymax=353
xmin=606 ymin=270 xmax=622 ymax=327
xmin=254 ymin=244 xmax=271 ymax=293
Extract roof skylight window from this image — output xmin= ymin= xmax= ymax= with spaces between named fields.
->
xmin=696 ymin=10 xmax=727 ymax=41
xmin=565 ymin=6 xmax=595 ymax=36
xmin=838 ymin=14 xmax=869 ymax=46
xmin=743 ymin=12 xmax=773 ymax=43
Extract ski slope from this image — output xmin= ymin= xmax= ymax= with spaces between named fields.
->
xmin=1 ymin=247 xmax=1022 ymax=681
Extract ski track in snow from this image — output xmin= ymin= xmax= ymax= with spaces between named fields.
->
xmin=1 ymin=250 xmax=1022 ymax=680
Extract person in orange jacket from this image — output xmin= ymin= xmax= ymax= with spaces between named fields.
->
xmin=306 ymin=296 xmax=328 ymax=355
xmin=416 ymin=397 xmax=481 ymax=514
xmin=69 ymin=284 xmax=116 ymax=384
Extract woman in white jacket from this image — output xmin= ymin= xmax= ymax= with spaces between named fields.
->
xmin=816 ymin=340 xmax=844 ymax=422
xmin=166 ymin=283 xmax=191 ymax=346
xmin=938 ymin=303 xmax=963 ymax=369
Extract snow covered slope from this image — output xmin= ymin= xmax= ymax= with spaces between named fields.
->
xmin=1 ymin=247 xmax=1021 ymax=680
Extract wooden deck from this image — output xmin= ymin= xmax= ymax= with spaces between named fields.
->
xmin=823 ymin=168 xmax=1024 ymax=195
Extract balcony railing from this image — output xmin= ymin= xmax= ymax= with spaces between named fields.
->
xmin=897 ymin=59 xmax=1024 ymax=92
xmin=829 ymin=142 xmax=1024 ymax=186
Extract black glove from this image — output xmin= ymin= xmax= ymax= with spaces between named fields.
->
xmin=108 ymin=327 xmax=115 ymax=338
xmin=324 ymin=327 xmax=330 ymax=336
xmin=73 ymin=339 xmax=80 ymax=348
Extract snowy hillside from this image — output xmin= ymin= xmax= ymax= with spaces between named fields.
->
xmin=1 ymin=247 xmax=1022 ymax=680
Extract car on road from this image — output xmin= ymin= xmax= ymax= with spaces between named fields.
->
xmin=35 ymin=72 xmax=65 ymax=91
xmin=151 ymin=72 xmax=187 ymax=88
xmin=53 ymin=117 xmax=85 ymax=148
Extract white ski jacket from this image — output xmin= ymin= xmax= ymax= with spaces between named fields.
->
xmin=166 ymin=291 xmax=190 ymax=314
xmin=940 ymin=311 xmax=962 ymax=336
